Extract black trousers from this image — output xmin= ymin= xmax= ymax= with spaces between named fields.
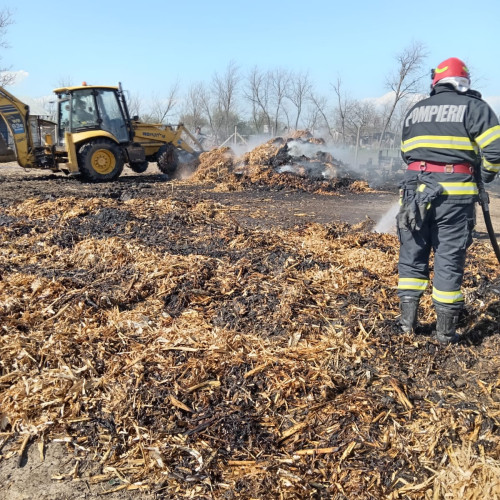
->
xmin=397 ymin=200 xmax=475 ymax=311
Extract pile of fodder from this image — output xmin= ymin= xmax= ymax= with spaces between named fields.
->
xmin=241 ymin=137 xmax=287 ymax=166
xmin=288 ymin=130 xmax=325 ymax=145
xmin=190 ymin=147 xmax=236 ymax=184
xmin=0 ymin=194 xmax=499 ymax=499
xmin=290 ymin=129 xmax=313 ymax=140
xmin=193 ymin=137 xmax=372 ymax=195
xmin=235 ymin=138 xmax=371 ymax=194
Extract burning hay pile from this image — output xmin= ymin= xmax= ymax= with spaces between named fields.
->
xmin=190 ymin=146 xmax=235 ymax=184
xmin=0 ymin=184 xmax=499 ymax=499
xmin=191 ymin=135 xmax=373 ymax=194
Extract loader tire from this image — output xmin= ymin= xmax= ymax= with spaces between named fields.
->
xmin=157 ymin=144 xmax=179 ymax=176
xmin=78 ymin=139 xmax=124 ymax=182
xmin=129 ymin=160 xmax=149 ymax=173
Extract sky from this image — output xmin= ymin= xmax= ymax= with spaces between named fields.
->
xmin=2 ymin=0 xmax=500 ymax=113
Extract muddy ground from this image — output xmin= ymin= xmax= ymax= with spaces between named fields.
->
xmin=0 ymin=161 xmax=499 ymax=500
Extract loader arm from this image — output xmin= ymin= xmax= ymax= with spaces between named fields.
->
xmin=0 ymin=86 xmax=37 ymax=167
xmin=132 ymin=122 xmax=204 ymax=154
xmin=177 ymin=124 xmax=204 ymax=152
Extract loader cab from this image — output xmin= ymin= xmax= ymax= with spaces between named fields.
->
xmin=55 ymin=86 xmax=131 ymax=146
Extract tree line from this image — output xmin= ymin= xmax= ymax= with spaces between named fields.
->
xmin=128 ymin=43 xmax=428 ymax=150
xmin=0 ymin=8 xmax=428 ymax=151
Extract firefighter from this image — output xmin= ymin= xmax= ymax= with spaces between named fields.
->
xmin=397 ymin=57 xmax=500 ymax=344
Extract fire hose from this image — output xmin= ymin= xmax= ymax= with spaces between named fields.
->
xmin=477 ymin=179 xmax=500 ymax=264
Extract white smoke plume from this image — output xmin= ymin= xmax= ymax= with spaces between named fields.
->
xmin=373 ymin=201 xmax=399 ymax=235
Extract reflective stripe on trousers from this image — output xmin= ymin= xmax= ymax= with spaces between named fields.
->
xmin=397 ymin=201 xmax=475 ymax=311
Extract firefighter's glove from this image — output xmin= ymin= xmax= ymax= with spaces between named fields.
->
xmin=414 ymin=176 xmax=443 ymax=226
xmin=396 ymin=190 xmax=421 ymax=232
xmin=397 ymin=201 xmax=420 ymax=231
xmin=478 ymin=187 xmax=490 ymax=207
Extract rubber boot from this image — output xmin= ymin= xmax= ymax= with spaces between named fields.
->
xmin=399 ymin=297 xmax=419 ymax=333
xmin=435 ymin=307 xmax=460 ymax=345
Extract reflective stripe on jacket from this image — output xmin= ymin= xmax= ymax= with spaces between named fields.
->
xmin=401 ymin=85 xmax=500 ymax=191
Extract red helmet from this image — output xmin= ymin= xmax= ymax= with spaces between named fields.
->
xmin=431 ymin=57 xmax=470 ymax=88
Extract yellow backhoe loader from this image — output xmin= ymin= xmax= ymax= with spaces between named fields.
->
xmin=0 ymin=83 xmax=203 ymax=181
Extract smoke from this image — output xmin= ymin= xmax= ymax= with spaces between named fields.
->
xmin=281 ymin=139 xmax=379 ymax=182
xmin=286 ymin=140 xmax=321 ymax=158
xmin=276 ymin=161 xmax=333 ymax=180
xmin=226 ymin=134 xmax=356 ymax=168
xmin=175 ymin=151 xmax=200 ymax=180
xmin=223 ymin=135 xmax=352 ymax=180
xmin=229 ymin=134 xmax=273 ymax=157
xmin=175 ymin=164 xmax=195 ymax=181
xmin=373 ymin=201 xmax=399 ymax=235
xmin=200 ymin=131 xmax=404 ymax=189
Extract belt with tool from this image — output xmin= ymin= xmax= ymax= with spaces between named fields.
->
xmin=407 ymin=161 xmax=474 ymax=174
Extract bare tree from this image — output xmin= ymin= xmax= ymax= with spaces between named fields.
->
xmin=269 ymin=68 xmax=290 ymax=135
xmin=347 ymin=101 xmax=376 ymax=138
xmin=180 ymin=82 xmax=208 ymax=130
xmin=379 ymin=41 xmax=428 ymax=148
xmin=280 ymin=103 xmax=291 ymax=132
xmin=244 ymin=67 xmax=292 ymax=136
xmin=287 ymin=71 xmax=312 ymax=130
xmin=244 ymin=66 xmax=272 ymax=134
xmin=53 ymin=76 xmax=75 ymax=88
xmin=198 ymin=84 xmax=219 ymax=141
xmin=308 ymin=91 xmax=335 ymax=141
xmin=145 ymin=80 xmax=180 ymax=124
xmin=345 ymin=100 xmax=377 ymax=166
xmin=125 ymin=91 xmax=143 ymax=119
xmin=0 ymin=9 xmax=14 ymax=86
xmin=331 ymin=76 xmax=356 ymax=145
xmin=302 ymin=102 xmax=323 ymax=132
xmin=212 ymin=60 xmax=240 ymax=140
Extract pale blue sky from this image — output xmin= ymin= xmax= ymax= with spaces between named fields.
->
xmin=3 ymin=0 xmax=500 ymax=110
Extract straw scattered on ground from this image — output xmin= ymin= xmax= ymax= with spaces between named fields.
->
xmin=1 ymin=181 xmax=499 ymax=499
